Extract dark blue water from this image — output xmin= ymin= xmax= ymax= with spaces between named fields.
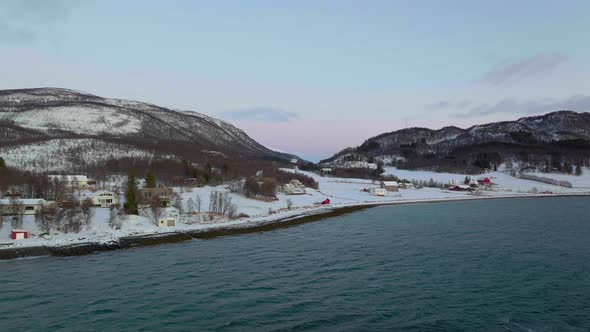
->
xmin=1 ymin=197 xmax=589 ymax=331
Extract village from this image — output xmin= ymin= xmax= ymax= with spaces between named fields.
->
xmin=1 ymin=158 xmax=589 ymax=251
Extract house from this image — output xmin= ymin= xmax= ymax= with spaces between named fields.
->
xmin=290 ymin=158 xmax=298 ymax=164
xmin=478 ymin=177 xmax=492 ymax=186
xmin=91 ymin=191 xmax=119 ymax=207
xmin=448 ymin=179 xmax=460 ymax=187
xmin=183 ymin=178 xmax=199 ymax=186
xmin=321 ymin=198 xmax=331 ymax=205
xmin=380 ymin=181 xmax=399 ymax=192
xmin=367 ymin=163 xmax=378 ymax=170
xmin=449 ymin=185 xmax=474 ymax=192
xmin=371 ymin=188 xmax=387 ymax=196
xmin=157 ymin=207 xmax=178 ymax=227
xmin=342 ymin=160 xmax=370 ymax=169
xmin=48 ymin=175 xmax=91 ymax=188
xmin=399 ymin=182 xmax=414 ymax=189
xmin=284 ymin=179 xmax=306 ymax=195
xmin=11 ymin=230 xmax=28 ymax=240
xmin=0 ymin=198 xmax=47 ymax=215
xmin=320 ymin=168 xmax=333 ymax=174
xmin=139 ymin=187 xmax=173 ymax=206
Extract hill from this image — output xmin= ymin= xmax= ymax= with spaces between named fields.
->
xmin=0 ymin=88 xmax=300 ymax=174
xmin=322 ymin=111 xmax=590 ymax=173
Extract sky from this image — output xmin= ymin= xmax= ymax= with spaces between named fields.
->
xmin=1 ymin=0 xmax=589 ymax=161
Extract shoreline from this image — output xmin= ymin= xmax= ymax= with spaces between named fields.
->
xmin=1 ymin=193 xmax=589 ymax=260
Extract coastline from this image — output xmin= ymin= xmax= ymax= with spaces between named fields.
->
xmin=1 ymin=193 xmax=589 ymax=260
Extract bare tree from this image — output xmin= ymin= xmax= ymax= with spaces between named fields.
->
xmin=227 ymin=203 xmax=238 ymax=219
xmin=35 ymin=205 xmax=57 ymax=233
xmin=61 ymin=208 xmax=82 ymax=233
xmin=209 ymin=191 xmax=218 ymax=215
xmin=9 ymin=196 xmax=23 ymax=229
xmin=172 ymin=196 xmax=182 ymax=220
xmin=150 ymin=196 xmax=162 ymax=225
xmin=186 ymin=197 xmax=195 ymax=214
xmin=80 ymin=198 xmax=94 ymax=227
xmin=108 ymin=205 xmax=122 ymax=230
xmin=195 ymin=194 xmax=201 ymax=215
xmin=185 ymin=197 xmax=195 ymax=223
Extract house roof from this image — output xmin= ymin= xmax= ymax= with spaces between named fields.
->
xmin=0 ymin=198 xmax=45 ymax=205
xmin=381 ymin=181 xmax=399 ymax=186
xmin=92 ymin=190 xmax=118 ymax=197
xmin=48 ymin=175 xmax=89 ymax=182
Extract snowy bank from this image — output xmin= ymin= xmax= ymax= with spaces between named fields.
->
xmin=1 ymin=168 xmax=589 ymax=259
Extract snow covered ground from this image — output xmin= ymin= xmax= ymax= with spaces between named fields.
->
xmin=521 ymin=168 xmax=590 ymax=189
xmin=383 ymin=167 xmax=590 ymax=193
xmin=1 ymin=168 xmax=589 ymax=251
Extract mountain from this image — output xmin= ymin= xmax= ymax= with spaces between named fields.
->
xmin=0 ymin=88 xmax=299 ymax=173
xmin=322 ymin=111 xmax=590 ymax=173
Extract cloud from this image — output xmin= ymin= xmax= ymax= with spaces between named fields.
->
xmin=426 ymin=99 xmax=471 ymax=110
xmin=480 ymin=53 xmax=568 ymax=85
xmin=218 ymin=107 xmax=299 ymax=123
xmin=454 ymin=94 xmax=590 ymax=117
xmin=0 ymin=0 xmax=75 ymax=42
xmin=0 ymin=21 xmax=35 ymax=41
xmin=426 ymin=100 xmax=451 ymax=110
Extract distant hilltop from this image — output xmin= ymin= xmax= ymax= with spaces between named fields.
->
xmin=321 ymin=111 xmax=590 ymax=174
xmin=0 ymin=87 xmax=302 ymax=173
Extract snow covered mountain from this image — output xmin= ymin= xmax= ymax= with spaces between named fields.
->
xmin=0 ymin=88 xmax=299 ymax=172
xmin=323 ymin=111 xmax=590 ymax=172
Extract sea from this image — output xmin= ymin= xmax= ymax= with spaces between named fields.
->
xmin=1 ymin=197 xmax=589 ymax=331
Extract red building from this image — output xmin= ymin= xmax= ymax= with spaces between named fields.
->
xmin=11 ymin=230 xmax=28 ymax=240
xmin=478 ymin=177 xmax=492 ymax=185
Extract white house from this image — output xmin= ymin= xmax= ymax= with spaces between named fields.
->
xmin=0 ymin=198 xmax=47 ymax=215
xmin=380 ymin=181 xmax=399 ymax=192
xmin=48 ymin=175 xmax=91 ymax=188
xmin=399 ymin=182 xmax=415 ymax=189
xmin=157 ymin=207 xmax=178 ymax=227
xmin=371 ymin=188 xmax=387 ymax=196
xmin=284 ymin=179 xmax=306 ymax=195
xmin=91 ymin=191 xmax=119 ymax=207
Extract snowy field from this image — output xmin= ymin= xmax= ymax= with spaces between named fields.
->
xmin=1 ymin=168 xmax=589 ymax=251
xmin=383 ymin=167 xmax=590 ymax=193
xmin=521 ymin=168 xmax=590 ymax=189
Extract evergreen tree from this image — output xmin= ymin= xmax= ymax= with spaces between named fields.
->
xmin=464 ymin=176 xmax=470 ymax=185
xmin=124 ymin=170 xmax=138 ymax=214
xmin=145 ymin=170 xmax=157 ymax=188
xmin=575 ymin=163 xmax=583 ymax=176
xmin=0 ymin=157 xmax=5 ymax=168
xmin=564 ymin=162 xmax=573 ymax=175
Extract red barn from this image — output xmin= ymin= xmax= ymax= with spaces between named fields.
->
xmin=478 ymin=177 xmax=492 ymax=185
xmin=321 ymin=198 xmax=331 ymax=205
xmin=11 ymin=230 xmax=28 ymax=240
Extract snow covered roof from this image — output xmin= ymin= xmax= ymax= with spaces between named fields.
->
xmin=92 ymin=190 xmax=118 ymax=197
xmin=0 ymin=198 xmax=46 ymax=205
xmin=48 ymin=175 xmax=89 ymax=182
xmin=381 ymin=181 xmax=399 ymax=186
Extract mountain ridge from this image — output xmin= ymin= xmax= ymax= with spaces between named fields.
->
xmin=0 ymin=87 xmax=301 ymax=173
xmin=322 ymin=110 xmax=590 ymax=173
